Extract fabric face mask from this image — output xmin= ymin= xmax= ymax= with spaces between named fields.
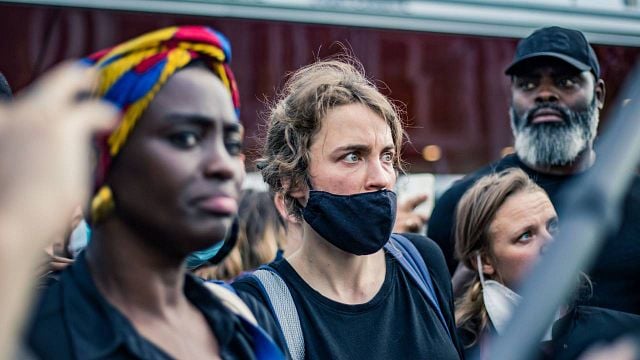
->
xmin=185 ymin=240 xmax=225 ymax=270
xmin=67 ymin=219 xmax=91 ymax=259
xmin=185 ymin=216 xmax=239 ymax=270
xmin=302 ymin=189 xmax=397 ymax=256
xmin=477 ymin=253 xmax=522 ymax=335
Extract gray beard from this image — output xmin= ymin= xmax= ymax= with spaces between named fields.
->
xmin=510 ymin=101 xmax=599 ymax=167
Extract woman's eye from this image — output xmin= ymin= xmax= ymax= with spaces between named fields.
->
xmin=381 ymin=152 xmax=394 ymax=163
xmin=343 ymin=153 xmax=359 ymax=163
xmin=225 ymin=140 xmax=243 ymax=156
xmin=547 ymin=219 xmax=559 ymax=235
xmin=517 ymin=231 xmax=532 ymax=242
xmin=168 ymin=132 xmax=201 ymax=149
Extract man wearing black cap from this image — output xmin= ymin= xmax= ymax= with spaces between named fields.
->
xmin=428 ymin=26 xmax=640 ymax=315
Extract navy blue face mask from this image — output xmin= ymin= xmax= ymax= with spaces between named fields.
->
xmin=302 ymin=189 xmax=397 ymax=255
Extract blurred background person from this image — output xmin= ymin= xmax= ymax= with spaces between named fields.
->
xmin=40 ymin=205 xmax=86 ymax=281
xmin=454 ymin=168 xmax=640 ymax=360
xmin=194 ymin=189 xmax=285 ymax=281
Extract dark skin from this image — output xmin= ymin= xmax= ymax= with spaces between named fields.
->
xmin=510 ymin=58 xmax=606 ymax=175
xmin=85 ymin=66 xmax=244 ymax=359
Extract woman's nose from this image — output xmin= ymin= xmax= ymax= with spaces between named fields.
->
xmin=364 ymin=158 xmax=393 ymax=191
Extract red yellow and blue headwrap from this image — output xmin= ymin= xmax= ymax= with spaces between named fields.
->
xmin=84 ymin=25 xmax=240 ymax=223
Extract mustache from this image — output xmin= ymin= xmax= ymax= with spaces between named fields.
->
xmin=523 ymin=102 xmax=572 ymax=125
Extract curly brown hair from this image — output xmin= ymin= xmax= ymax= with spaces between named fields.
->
xmin=257 ymin=58 xmax=405 ymax=219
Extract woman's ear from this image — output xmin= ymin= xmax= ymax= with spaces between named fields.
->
xmin=273 ymin=192 xmax=299 ymax=225
xmin=282 ymin=177 xmax=309 ymax=208
xmin=479 ymin=252 xmax=495 ymax=276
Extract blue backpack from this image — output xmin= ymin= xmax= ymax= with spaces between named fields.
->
xmin=251 ymin=234 xmax=453 ymax=360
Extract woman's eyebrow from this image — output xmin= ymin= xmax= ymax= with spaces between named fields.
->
xmin=331 ymin=144 xmax=371 ymax=154
xmin=164 ymin=113 xmax=215 ymax=125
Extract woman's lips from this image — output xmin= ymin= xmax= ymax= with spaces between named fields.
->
xmin=195 ymin=196 xmax=238 ymax=215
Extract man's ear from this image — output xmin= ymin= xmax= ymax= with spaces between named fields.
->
xmin=595 ymin=78 xmax=606 ymax=110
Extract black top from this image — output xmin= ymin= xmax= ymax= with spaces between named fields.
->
xmin=546 ymin=305 xmax=640 ymax=360
xmin=427 ymin=154 xmax=640 ymax=314
xmin=27 ymin=253 xmax=287 ymax=360
xmin=459 ymin=305 xmax=640 ymax=360
xmin=232 ymin=234 xmax=463 ymax=360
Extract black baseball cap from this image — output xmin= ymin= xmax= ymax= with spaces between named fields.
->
xmin=505 ymin=26 xmax=600 ymax=78
xmin=0 ymin=72 xmax=12 ymax=100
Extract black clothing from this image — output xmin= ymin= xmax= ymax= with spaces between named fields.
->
xmin=546 ymin=306 xmax=640 ymax=360
xmin=458 ymin=305 xmax=640 ymax=360
xmin=233 ymin=234 xmax=463 ymax=360
xmin=428 ymin=154 xmax=640 ymax=314
xmin=27 ymin=253 xmax=287 ymax=359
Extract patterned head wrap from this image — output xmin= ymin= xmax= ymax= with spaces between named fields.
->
xmin=84 ymin=26 xmax=240 ymax=223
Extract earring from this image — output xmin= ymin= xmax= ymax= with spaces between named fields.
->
xmin=91 ymin=185 xmax=115 ymax=224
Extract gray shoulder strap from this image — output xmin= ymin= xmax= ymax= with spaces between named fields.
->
xmin=253 ymin=269 xmax=305 ymax=360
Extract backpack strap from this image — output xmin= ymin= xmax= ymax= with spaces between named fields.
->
xmin=204 ymin=280 xmax=285 ymax=360
xmin=204 ymin=281 xmax=258 ymax=325
xmin=385 ymin=234 xmax=452 ymax=340
xmin=253 ymin=268 xmax=305 ymax=360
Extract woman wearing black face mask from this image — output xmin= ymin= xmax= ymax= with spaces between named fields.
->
xmin=232 ymin=59 xmax=462 ymax=360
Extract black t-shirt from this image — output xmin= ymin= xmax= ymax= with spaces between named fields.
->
xmin=27 ymin=253 xmax=287 ymax=359
xmin=232 ymin=234 xmax=463 ymax=360
xmin=428 ymin=154 xmax=640 ymax=314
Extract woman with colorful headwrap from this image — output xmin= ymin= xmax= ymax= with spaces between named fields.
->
xmin=26 ymin=26 xmax=287 ymax=359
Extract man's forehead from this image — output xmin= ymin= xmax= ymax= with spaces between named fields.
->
xmin=510 ymin=57 xmax=585 ymax=78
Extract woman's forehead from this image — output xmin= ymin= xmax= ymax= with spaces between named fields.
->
xmin=312 ymin=103 xmax=392 ymax=148
xmin=145 ymin=67 xmax=237 ymax=125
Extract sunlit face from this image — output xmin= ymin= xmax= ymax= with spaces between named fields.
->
xmin=484 ymin=190 xmax=558 ymax=289
xmin=301 ymin=103 xmax=397 ymax=201
xmin=107 ymin=66 xmax=245 ymax=256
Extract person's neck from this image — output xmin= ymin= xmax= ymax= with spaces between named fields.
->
xmin=86 ymin=219 xmax=188 ymax=318
xmin=521 ymin=148 xmax=596 ymax=176
xmin=287 ymin=223 xmax=386 ymax=305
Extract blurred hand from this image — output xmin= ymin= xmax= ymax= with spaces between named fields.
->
xmin=0 ymin=62 xmax=116 ymax=359
xmin=0 ymin=62 xmax=116 ymax=249
xmin=393 ymin=193 xmax=429 ymax=233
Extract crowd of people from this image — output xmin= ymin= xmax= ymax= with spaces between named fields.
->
xmin=0 ymin=22 xmax=639 ymax=360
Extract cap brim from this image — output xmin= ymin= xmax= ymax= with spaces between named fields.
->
xmin=505 ymin=52 xmax=591 ymax=75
